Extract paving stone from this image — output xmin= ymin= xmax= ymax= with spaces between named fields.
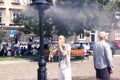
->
xmin=0 ymin=55 xmax=120 ymax=80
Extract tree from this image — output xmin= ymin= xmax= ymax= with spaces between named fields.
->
xmin=14 ymin=0 xmax=117 ymax=38
xmin=0 ymin=32 xmax=6 ymax=43
xmin=113 ymin=0 xmax=120 ymax=10
xmin=44 ymin=13 xmax=73 ymax=37
xmin=32 ymin=0 xmax=36 ymax=2
xmin=97 ymin=0 xmax=109 ymax=5
xmin=14 ymin=13 xmax=40 ymax=36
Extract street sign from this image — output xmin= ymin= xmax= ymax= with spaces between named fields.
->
xmin=10 ymin=29 xmax=14 ymax=37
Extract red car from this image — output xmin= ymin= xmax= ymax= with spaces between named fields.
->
xmin=113 ymin=41 xmax=120 ymax=49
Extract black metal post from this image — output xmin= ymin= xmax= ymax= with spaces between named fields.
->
xmin=37 ymin=7 xmax=47 ymax=80
xmin=31 ymin=0 xmax=52 ymax=80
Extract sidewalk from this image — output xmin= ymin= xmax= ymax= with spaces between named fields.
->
xmin=0 ymin=55 xmax=120 ymax=80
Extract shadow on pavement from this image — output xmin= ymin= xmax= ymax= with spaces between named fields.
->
xmin=51 ymin=76 xmax=120 ymax=80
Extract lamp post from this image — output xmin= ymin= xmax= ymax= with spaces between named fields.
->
xmin=32 ymin=0 xmax=51 ymax=80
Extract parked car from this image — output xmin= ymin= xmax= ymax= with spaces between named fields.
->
xmin=112 ymin=40 xmax=120 ymax=50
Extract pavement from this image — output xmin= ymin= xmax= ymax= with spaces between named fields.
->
xmin=0 ymin=55 xmax=120 ymax=80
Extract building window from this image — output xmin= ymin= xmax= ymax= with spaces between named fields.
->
xmin=91 ymin=34 xmax=95 ymax=42
xmin=0 ymin=12 xmax=2 ymax=23
xmin=115 ymin=33 xmax=120 ymax=40
xmin=23 ymin=0 xmax=32 ymax=4
xmin=10 ymin=10 xmax=20 ymax=25
xmin=78 ymin=34 xmax=86 ymax=40
xmin=13 ymin=13 xmax=17 ymax=21
xmin=11 ymin=0 xmax=20 ymax=4
xmin=12 ymin=0 xmax=19 ymax=3
xmin=80 ymin=34 xmax=84 ymax=39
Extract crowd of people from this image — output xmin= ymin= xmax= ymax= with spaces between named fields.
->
xmin=0 ymin=31 xmax=114 ymax=80
xmin=0 ymin=41 xmax=56 ymax=57
xmin=0 ymin=45 xmax=39 ymax=57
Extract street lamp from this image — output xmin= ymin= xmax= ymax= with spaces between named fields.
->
xmin=31 ymin=0 xmax=51 ymax=80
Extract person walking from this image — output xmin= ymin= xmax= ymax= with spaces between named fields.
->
xmin=58 ymin=35 xmax=72 ymax=80
xmin=93 ymin=31 xmax=113 ymax=80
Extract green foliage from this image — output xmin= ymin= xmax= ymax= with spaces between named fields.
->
xmin=46 ymin=0 xmax=53 ymax=3
xmin=56 ymin=0 xmax=85 ymax=7
xmin=14 ymin=0 xmax=119 ymax=38
xmin=0 ymin=56 xmax=39 ymax=61
xmin=97 ymin=0 xmax=109 ymax=5
xmin=56 ymin=0 xmax=111 ymax=7
xmin=32 ymin=0 xmax=36 ymax=3
xmin=85 ymin=32 xmax=90 ymax=37
xmin=44 ymin=15 xmax=73 ymax=37
xmin=14 ymin=14 xmax=39 ymax=35
xmin=14 ymin=13 xmax=58 ymax=37
xmin=0 ymin=32 xmax=6 ymax=43
xmin=115 ymin=0 xmax=120 ymax=8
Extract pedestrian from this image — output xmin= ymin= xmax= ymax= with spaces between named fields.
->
xmin=0 ymin=48 xmax=4 ymax=56
xmin=58 ymin=35 xmax=71 ymax=80
xmin=93 ymin=31 xmax=113 ymax=80
xmin=11 ymin=48 xmax=15 ymax=56
xmin=83 ymin=43 xmax=90 ymax=59
xmin=31 ymin=47 xmax=38 ymax=55
xmin=78 ymin=43 xmax=84 ymax=49
xmin=3 ymin=47 xmax=7 ymax=56
xmin=48 ymin=43 xmax=55 ymax=62
xmin=17 ymin=47 xmax=21 ymax=56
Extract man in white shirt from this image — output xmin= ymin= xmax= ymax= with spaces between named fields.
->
xmin=83 ymin=43 xmax=90 ymax=59
xmin=93 ymin=31 xmax=113 ymax=80
xmin=58 ymin=35 xmax=71 ymax=80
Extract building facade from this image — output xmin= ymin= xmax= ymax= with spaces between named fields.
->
xmin=0 ymin=0 xmax=31 ymax=29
